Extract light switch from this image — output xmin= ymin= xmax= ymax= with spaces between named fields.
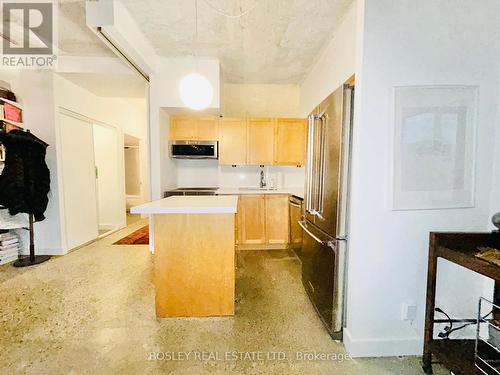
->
xmin=401 ymin=303 xmax=417 ymax=322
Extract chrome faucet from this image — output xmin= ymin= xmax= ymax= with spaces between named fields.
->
xmin=260 ymin=170 xmax=266 ymax=188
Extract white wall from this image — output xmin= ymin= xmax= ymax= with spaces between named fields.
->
xmin=490 ymin=71 xmax=500 ymax=221
xmin=299 ymin=0 xmax=358 ymax=117
xmin=222 ymin=84 xmax=301 ymax=118
xmin=344 ymin=0 xmax=500 ymax=357
xmin=159 ymin=108 xmax=177 ymax=194
xmin=0 ymin=70 xmax=63 ymax=255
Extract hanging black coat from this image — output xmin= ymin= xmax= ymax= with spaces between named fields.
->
xmin=0 ymin=130 xmax=50 ymax=221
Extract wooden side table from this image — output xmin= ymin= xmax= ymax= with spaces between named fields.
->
xmin=422 ymin=232 xmax=500 ymax=374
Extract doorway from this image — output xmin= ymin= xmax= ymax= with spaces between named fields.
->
xmin=124 ymin=134 xmax=142 ymax=226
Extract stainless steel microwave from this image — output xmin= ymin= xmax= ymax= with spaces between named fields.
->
xmin=169 ymin=140 xmax=218 ymax=159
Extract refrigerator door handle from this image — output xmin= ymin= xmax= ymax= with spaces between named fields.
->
xmin=299 ymin=221 xmax=334 ymax=247
xmin=317 ymin=113 xmax=327 ymax=217
xmin=306 ymin=114 xmax=315 ymax=214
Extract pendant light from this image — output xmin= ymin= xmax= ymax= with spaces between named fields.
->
xmin=179 ymin=0 xmax=213 ymax=111
xmin=179 ymin=73 xmax=213 ymax=111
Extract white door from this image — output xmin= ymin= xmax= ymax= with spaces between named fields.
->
xmin=93 ymin=123 xmax=121 ymax=231
xmin=59 ymin=112 xmax=99 ymax=249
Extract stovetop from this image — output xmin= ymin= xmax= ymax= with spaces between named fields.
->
xmin=164 ymin=187 xmax=219 ymax=198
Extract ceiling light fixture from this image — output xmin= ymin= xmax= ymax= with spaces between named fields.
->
xmin=179 ymin=0 xmax=213 ymax=111
xmin=179 ymin=73 xmax=214 ymax=111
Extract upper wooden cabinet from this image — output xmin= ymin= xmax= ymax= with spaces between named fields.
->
xmin=274 ymin=118 xmax=307 ymax=166
xmin=247 ymin=118 xmax=275 ymax=165
xmin=170 ymin=116 xmax=196 ymax=140
xmin=196 ymin=117 xmax=218 ymax=140
xmin=169 ymin=115 xmax=307 ymax=166
xmin=219 ymin=118 xmax=247 ymax=165
xmin=170 ymin=116 xmax=218 ymax=141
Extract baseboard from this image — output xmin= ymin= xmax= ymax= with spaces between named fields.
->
xmin=19 ymin=247 xmax=66 ymax=256
xmin=99 ymin=224 xmax=117 ymax=231
xmin=343 ymin=328 xmax=423 ymax=357
xmin=97 ymin=226 xmax=124 ymax=239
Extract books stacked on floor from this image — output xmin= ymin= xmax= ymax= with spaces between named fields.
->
xmin=0 ymin=231 xmax=20 ymax=265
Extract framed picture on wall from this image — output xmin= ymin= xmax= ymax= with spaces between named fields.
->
xmin=391 ymin=86 xmax=478 ymax=210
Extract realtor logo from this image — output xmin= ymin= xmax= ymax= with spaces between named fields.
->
xmin=1 ymin=0 xmax=57 ymax=68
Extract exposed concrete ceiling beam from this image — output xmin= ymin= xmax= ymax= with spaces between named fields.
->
xmin=86 ymin=0 xmax=158 ymax=79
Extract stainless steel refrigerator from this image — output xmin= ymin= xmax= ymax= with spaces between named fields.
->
xmin=299 ymin=84 xmax=354 ymax=339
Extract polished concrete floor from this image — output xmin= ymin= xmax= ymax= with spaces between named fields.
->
xmin=127 ymin=212 xmax=144 ymax=226
xmin=0 ymin=220 xmax=448 ymax=375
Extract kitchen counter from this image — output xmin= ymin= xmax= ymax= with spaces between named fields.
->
xmin=216 ymin=187 xmax=304 ymax=199
xmin=130 ymin=195 xmax=238 ymax=214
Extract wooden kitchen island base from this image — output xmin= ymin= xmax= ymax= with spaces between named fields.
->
xmin=153 ymin=212 xmax=235 ymax=318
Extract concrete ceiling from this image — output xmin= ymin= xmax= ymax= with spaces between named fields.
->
xmin=57 ymin=1 xmax=146 ymax=98
xmin=120 ymin=0 xmax=353 ymax=84
xmin=58 ymin=0 xmax=115 ymax=57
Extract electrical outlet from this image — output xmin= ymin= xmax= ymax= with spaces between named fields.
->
xmin=401 ymin=303 xmax=417 ymax=322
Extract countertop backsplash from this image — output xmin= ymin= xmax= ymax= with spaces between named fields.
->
xmin=175 ymin=159 xmax=305 ymax=189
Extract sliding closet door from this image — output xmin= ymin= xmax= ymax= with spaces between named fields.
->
xmin=59 ymin=112 xmax=99 ymax=249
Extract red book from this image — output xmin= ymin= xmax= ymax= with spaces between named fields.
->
xmin=3 ymin=102 xmax=22 ymax=123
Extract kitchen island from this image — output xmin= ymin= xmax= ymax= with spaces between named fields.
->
xmin=131 ymin=195 xmax=238 ymax=318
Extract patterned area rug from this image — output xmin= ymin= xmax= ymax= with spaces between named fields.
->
xmin=114 ymin=226 xmax=149 ymax=245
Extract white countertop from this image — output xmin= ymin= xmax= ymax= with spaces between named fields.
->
xmin=216 ymin=187 xmax=304 ymax=199
xmin=130 ymin=196 xmax=239 ymax=215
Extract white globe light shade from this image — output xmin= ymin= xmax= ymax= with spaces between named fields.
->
xmin=179 ymin=73 xmax=214 ymax=111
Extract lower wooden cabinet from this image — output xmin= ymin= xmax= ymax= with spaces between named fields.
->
xmin=265 ymin=194 xmax=290 ymax=244
xmin=237 ymin=194 xmax=289 ymax=249
xmin=237 ymin=195 xmax=266 ymax=245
